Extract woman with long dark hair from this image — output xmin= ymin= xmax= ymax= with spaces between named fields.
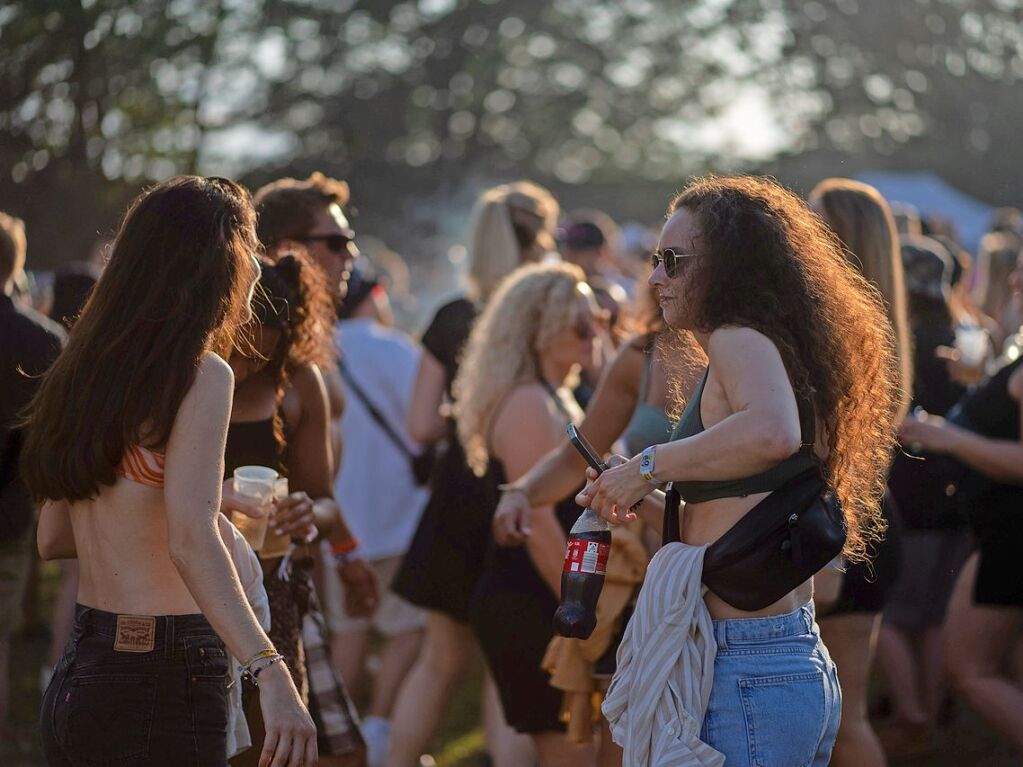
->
xmin=807 ymin=177 xmax=910 ymax=767
xmin=579 ymin=176 xmax=899 ymax=765
xmin=26 ymin=176 xmax=316 ymax=767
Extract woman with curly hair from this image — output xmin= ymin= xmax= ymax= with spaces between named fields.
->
xmin=579 ymin=176 xmax=899 ymax=766
xmin=456 ymin=261 xmax=601 ymax=766
xmin=389 ymin=181 xmax=559 ymax=767
xmin=224 ymin=252 xmax=374 ymax=767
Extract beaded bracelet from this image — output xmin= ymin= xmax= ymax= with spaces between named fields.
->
xmin=241 ymin=653 xmax=286 ymax=686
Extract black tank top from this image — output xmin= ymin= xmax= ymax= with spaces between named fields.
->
xmin=670 ymin=368 xmax=819 ymax=503
xmin=947 ymin=357 xmax=1023 ymax=526
xmin=223 ymin=418 xmax=285 ymax=479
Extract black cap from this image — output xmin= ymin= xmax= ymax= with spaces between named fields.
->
xmin=900 ymin=236 xmax=951 ymax=300
xmin=559 ymin=221 xmax=606 ymax=250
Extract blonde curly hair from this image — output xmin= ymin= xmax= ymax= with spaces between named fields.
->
xmin=455 ymin=261 xmax=591 ymax=476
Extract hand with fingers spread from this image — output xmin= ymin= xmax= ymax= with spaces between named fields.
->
xmin=493 ymin=486 xmax=533 ymax=546
xmin=575 ymin=454 xmax=649 ymax=525
xmin=270 ymin=491 xmax=317 ymax=541
xmin=256 ymin=660 xmax=318 ymax=767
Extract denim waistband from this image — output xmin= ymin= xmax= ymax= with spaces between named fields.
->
xmin=711 ymin=601 xmax=816 ymax=651
xmin=73 ymin=603 xmax=216 ymax=648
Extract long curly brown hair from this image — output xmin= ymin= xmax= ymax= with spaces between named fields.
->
xmin=245 ymin=251 xmax=337 ymax=464
xmin=670 ymin=176 xmax=899 ymax=562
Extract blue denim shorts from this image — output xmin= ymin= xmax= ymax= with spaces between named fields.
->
xmin=700 ymin=602 xmax=841 ymax=767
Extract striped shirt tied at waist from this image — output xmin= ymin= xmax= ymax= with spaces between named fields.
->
xmin=602 ymin=542 xmax=723 ymax=767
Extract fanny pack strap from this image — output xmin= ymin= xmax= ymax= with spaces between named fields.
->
xmin=662 ymin=483 xmax=682 ymax=547
xmin=661 ymin=384 xmax=819 ymax=548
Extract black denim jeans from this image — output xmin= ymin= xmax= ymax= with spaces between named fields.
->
xmin=40 ymin=604 xmax=229 ymax=766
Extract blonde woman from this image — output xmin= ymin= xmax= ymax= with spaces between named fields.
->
xmin=458 ymin=262 xmax=600 ymax=767
xmin=809 ymin=178 xmax=912 ymax=767
xmin=388 ymin=182 xmax=559 ymax=767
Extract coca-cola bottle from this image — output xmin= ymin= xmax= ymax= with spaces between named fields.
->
xmin=552 ymin=508 xmax=612 ymax=639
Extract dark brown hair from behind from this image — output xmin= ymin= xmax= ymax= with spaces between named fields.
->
xmin=253 ymin=172 xmax=351 ymax=248
xmin=669 ymin=175 xmax=900 ymax=563
xmin=20 ymin=176 xmax=258 ymax=503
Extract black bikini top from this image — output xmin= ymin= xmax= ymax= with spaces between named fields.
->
xmin=669 ymin=368 xmax=820 ymax=503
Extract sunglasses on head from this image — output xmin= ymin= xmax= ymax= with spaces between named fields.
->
xmin=650 ymin=247 xmax=696 ymax=278
xmin=295 ymin=234 xmax=353 ymax=255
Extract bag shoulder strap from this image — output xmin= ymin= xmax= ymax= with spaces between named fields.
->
xmin=338 ymin=358 xmax=414 ymax=461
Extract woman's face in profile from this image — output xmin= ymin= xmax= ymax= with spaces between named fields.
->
xmin=229 ymin=323 xmax=282 ymax=385
xmin=649 ymin=207 xmax=701 ymax=330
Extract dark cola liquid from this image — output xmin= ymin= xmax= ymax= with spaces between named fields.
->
xmin=552 ymin=529 xmax=612 ymax=639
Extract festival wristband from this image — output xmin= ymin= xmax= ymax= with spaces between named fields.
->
xmin=330 ymin=537 xmax=360 ymax=557
xmin=240 ymin=647 xmax=278 ymax=671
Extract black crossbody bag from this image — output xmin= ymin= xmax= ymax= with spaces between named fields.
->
xmin=661 ymin=397 xmax=846 ymax=612
xmin=338 ymin=360 xmax=436 ymax=486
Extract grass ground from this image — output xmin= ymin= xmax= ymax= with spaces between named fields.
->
xmin=2 ymin=561 xmax=1017 ymax=766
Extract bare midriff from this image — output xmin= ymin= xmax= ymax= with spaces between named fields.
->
xmin=683 ymin=492 xmax=813 ymax=621
xmin=71 ymin=478 xmax=202 ymax=616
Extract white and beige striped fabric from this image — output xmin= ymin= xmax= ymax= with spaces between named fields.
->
xmin=602 ymin=542 xmax=724 ymax=767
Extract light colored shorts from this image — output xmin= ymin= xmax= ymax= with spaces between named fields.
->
xmin=322 ymin=554 xmax=425 ymax=638
xmin=701 ymin=602 xmax=842 ymax=767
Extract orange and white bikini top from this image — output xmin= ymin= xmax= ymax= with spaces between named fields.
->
xmin=117 ymin=444 xmax=166 ymax=488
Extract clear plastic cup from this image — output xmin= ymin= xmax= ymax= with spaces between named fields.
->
xmin=260 ymin=477 xmax=293 ymax=559
xmin=231 ymin=465 xmax=277 ymax=551
xmin=955 ymin=324 xmax=990 ymax=369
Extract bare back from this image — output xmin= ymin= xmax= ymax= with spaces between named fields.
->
xmin=72 ymin=479 xmax=200 ymax=615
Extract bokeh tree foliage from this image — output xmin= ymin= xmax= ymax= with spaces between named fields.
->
xmin=1 ymin=0 xmax=1021 ymax=266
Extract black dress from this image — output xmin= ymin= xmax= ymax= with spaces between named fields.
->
xmin=946 ymin=357 xmax=1023 ymax=606
xmin=392 ymin=298 xmax=496 ymax=622
xmin=470 ymin=461 xmax=580 ymax=734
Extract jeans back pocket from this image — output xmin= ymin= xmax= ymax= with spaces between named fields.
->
xmin=739 ymin=670 xmax=826 ymax=767
xmin=56 ymin=673 xmax=157 ymax=765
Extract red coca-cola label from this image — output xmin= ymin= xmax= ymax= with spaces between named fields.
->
xmin=563 ymin=538 xmax=609 ymax=575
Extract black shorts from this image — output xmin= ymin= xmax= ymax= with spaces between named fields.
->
xmin=829 ymin=495 xmax=902 ymax=616
xmin=975 ymin=527 xmax=1023 ymax=607
xmin=41 ymin=606 xmax=229 ymax=767
xmin=471 ymin=577 xmax=563 ymax=734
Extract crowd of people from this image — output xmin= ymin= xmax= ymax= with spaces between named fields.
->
xmin=0 ymin=165 xmax=1020 ymax=767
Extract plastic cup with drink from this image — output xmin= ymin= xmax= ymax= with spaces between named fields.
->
xmin=955 ymin=324 xmax=990 ymax=371
xmin=231 ymin=465 xmax=278 ymax=551
xmin=260 ymin=477 xmax=293 ymax=559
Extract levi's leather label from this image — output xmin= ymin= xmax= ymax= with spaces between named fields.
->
xmin=563 ymin=539 xmax=609 ymax=575
xmin=114 ymin=615 xmax=156 ymax=653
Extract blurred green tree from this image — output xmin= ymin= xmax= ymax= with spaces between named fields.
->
xmin=0 ymin=0 xmax=1021 ymax=267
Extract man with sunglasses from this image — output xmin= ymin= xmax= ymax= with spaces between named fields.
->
xmin=253 ymin=173 xmax=374 ymax=767
xmin=255 ymin=172 xmax=360 ymax=307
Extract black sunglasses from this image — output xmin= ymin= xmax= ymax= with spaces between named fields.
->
xmin=650 ymin=248 xmax=696 ymax=278
xmin=295 ymin=234 xmax=353 ymax=255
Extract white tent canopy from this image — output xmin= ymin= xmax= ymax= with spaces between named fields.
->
xmin=855 ymin=170 xmax=995 ymax=253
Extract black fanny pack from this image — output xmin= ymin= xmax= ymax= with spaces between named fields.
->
xmin=661 ymin=388 xmax=846 ymax=611
xmin=662 ymin=468 xmax=846 ymax=611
